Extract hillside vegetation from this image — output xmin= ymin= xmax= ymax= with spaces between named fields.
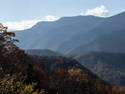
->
xmin=74 ymin=51 xmax=125 ymax=86
xmin=0 ymin=24 xmax=125 ymax=94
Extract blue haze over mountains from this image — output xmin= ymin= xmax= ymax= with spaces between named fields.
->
xmin=15 ymin=12 xmax=125 ymax=54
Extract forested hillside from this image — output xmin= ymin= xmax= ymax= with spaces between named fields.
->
xmin=74 ymin=51 xmax=125 ymax=86
xmin=0 ymin=24 xmax=124 ymax=94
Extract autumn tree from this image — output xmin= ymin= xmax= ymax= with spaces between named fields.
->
xmin=68 ymin=68 xmax=88 ymax=83
xmin=0 ymin=23 xmax=47 ymax=94
xmin=0 ymin=23 xmax=27 ymax=75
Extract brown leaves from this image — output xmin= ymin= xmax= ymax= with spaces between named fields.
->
xmin=0 ymin=23 xmax=27 ymax=75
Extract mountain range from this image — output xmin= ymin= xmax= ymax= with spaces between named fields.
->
xmin=15 ymin=12 xmax=125 ymax=54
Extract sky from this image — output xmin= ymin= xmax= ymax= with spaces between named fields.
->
xmin=0 ymin=0 xmax=125 ymax=31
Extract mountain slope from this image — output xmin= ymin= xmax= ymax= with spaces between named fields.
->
xmin=57 ymin=12 xmax=125 ymax=54
xmin=74 ymin=51 xmax=125 ymax=86
xmin=25 ymin=49 xmax=62 ymax=56
xmin=68 ymin=29 xmax=125 ymax=54
xmin=15 ymin=12 xmax=125 ymax=54
xmin=27 ymin=55 xmax=116 ymax=94
xmin=15 ymin=15 xmax=104 ymax=51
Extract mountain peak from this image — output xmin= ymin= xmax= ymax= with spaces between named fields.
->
xmin=59 ymin=15 xmax=102 ymax=21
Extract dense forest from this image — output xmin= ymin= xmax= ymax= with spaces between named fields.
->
xmin=0 ymin=24 xmax=125 ymax=94
xmin=74 ymin=51 xmax=125 ymax=86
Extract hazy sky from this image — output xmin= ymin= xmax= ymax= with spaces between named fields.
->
xmin=0 ymin=0 xmax=125 ymax=30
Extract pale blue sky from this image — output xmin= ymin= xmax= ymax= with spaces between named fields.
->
xmin=0 ymin=0 xmax=125 ymax=30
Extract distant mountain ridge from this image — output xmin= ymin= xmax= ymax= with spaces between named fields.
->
xmin=15 ymin=12 xmax=125 ymax=54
